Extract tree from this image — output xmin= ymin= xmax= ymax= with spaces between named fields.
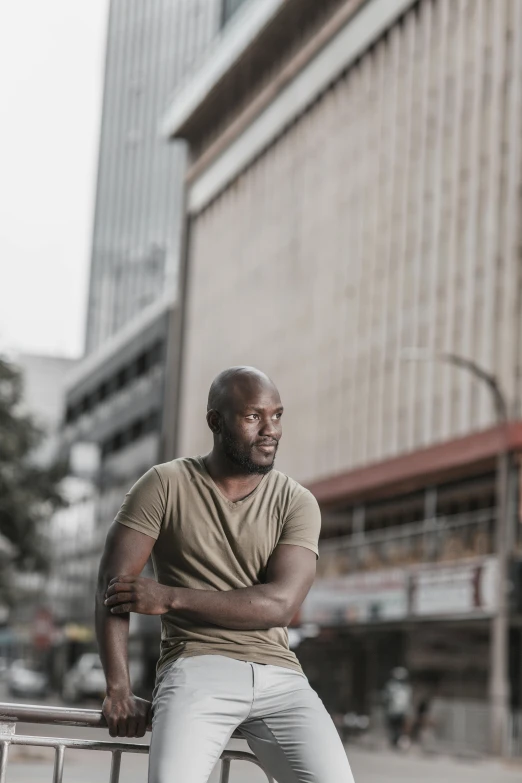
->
xmin=0 ymin=357 xmax=67 ymax=591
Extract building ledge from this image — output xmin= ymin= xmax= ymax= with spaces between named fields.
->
xmin=161 ymin=0 xmax=287 ymax=141
xmin=307 ymin=423 xmax=522 ymax=507
xmin=64 ymin=297 xmax=172 ymax=396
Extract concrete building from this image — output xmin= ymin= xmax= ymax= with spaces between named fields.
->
xmin=163 ymin=0 xmax=522 ymax=754
xmin=16 ymin=353 xmax=77 ymax=466
xmin=85 ymin=0 xmax=222 ymax=353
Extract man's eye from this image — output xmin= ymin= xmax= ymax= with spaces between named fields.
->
xmin=246 ymin=414 xmax=259 ymax=420
xmin=274 ymin=413 xmax=283 ymax=420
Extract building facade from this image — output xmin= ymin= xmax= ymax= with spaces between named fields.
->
xmin=85 ymin=0 xmax=223 ymax=353
xmin=163 ymin=0 xmax=522 ymax=754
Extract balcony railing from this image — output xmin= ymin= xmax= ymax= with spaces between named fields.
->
xmin=318 ymin=508 xmax=498 ymax=577
xmin=0 ymin=702 xmax=272 ymax=783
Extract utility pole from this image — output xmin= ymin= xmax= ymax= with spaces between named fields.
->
xmin=402 ymin=350 xmax=511 ymax=755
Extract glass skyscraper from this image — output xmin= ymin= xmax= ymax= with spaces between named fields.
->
xmin=85 ymin=0 xmax=221 ymax=354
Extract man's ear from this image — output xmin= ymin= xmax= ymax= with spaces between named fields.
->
xmin=206 ymin=409 xmax=221 ymax=434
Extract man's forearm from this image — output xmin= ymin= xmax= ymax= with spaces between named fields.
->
xmin=95 ymin=587 xmax=132 ymax=694
xmin=169 ymin=583 xmax=292 ymax=630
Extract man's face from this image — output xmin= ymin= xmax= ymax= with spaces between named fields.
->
xmin=218 ymin=382 xmax=283 ymax=474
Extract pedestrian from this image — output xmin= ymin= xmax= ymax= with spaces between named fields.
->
xmin=383 ymin=667 xmax=412 ymax=749
xmin=96 ymin=366 xmax=355 ymax=783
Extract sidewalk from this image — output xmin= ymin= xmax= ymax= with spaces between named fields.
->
xmin=3 ymin=740 xmax=522 ymax=782
xmin=347 ymin=745 xmax=522 ymax=783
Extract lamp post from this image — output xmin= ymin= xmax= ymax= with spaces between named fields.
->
xmin=401 ymin=349 xmax=511 ymax=756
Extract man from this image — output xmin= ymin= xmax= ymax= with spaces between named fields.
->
xmin=96 ymin=366 xmax=355 ymax=782
xmin=383 ymin=667 xmax=412 ymax=749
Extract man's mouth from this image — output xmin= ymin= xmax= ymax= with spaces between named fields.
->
xmin=255 ymin=441 xmax=277 ymax=453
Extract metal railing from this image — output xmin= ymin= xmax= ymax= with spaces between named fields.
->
xmin=318 ymin=508 xmax=497 ymax=576
xmin=0 ymin=702 xmax=272 ymax=783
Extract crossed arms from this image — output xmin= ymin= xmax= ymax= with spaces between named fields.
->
xmin=95 ymin=522 xmax=316 ymax=735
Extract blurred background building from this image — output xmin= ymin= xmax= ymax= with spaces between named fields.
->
xmin=15 ymin=354 xmax=77 ymax=467
xmin=56 ymin=0 xmax=239 ymax=689
xmin=161 ymin=0 xmax=522 ymax=756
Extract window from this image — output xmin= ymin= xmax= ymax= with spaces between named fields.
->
xmin=64 ymin=340 xmax=164 ymax=426
xmin=100 ymin=410 xmax=160 ymax=458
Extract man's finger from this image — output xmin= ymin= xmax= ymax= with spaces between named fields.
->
xmin=111 ymin=603 xmax=134 ymax=614
xmin=126 ymin=717 xmax=138 ymax=738
xmin=106 ymin=581 xmax=136 ymax=597
xmin=106 ymin=582 xmax=132 ymax=597
xmin=145 ymin=701 xmax=153 ymax=732
xmin=136 ymin=711 xmax=148 ymax=737
xmin=105 ymin=591 xmax=133 ymax=606
xmin=108 ymin=575 xmax=134 ymax=585
xmin=108 ymin=718 xmax=118 ymax=738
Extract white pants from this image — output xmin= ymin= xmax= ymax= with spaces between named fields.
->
xmin=149 ymin=654 xmax=355 ymax=783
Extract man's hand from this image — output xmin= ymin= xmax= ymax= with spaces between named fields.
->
xmin=102 ymin=689 xmax=152 ymax=737
xmin=104 ymin=575 xmax=173 ymax=615
xmin=104 ymin=544 xmax=316 ymax=628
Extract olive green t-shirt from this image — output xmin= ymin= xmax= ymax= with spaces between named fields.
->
xmin=114 ymin=456 xmax=321 ymax=674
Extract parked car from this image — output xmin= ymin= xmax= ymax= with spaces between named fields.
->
xmin=62 ymin=653 xmax=106 ymax=703
xmin=62 ymin=653 xmax=143 ymax=703
xmin=8 ymin=660 xmax=49 ymax=699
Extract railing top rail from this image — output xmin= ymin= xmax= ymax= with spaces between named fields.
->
xmin=0 ymin=701 xmax=243 ymax=739
xmin=0 ymin=701 xmax=107 ymax=728
xmin=320 ymin=506 xmax=496 ymax=552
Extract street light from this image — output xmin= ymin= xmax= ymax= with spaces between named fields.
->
xmin=401 ymin=348 xmax=511 ymax=756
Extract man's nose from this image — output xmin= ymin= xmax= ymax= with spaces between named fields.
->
xmin=259 ymin=417 xmax=279 ymax=439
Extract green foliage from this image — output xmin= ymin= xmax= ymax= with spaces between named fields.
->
xmin=0 ymin=357 xmax=67 ymax=574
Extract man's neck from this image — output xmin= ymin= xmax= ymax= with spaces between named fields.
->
xmin=203 ymin=450 xmax=266 ymax=503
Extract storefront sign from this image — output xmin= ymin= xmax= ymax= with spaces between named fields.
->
xmin=302 ymin=556 xmax=499 ymax=627
xmin=301 ymin=569 xmax=409 ymax=625
xmin=410 ymin=556 xmax=498 ymax=618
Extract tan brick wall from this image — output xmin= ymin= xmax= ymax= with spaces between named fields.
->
xmin=179 ymin=0 xmax=522 ymax=485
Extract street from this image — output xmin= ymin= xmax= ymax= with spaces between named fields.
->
xmin=3 ymin=727 xmax=522 ymax=782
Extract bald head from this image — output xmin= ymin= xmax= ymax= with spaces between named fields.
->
xmin=207 ymin=366 xmax=278 ymax=413
xmin=206 ymin=367 xmax=283 ymax=474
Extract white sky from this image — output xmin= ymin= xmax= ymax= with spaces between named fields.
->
xmin=0 ymin=0 xmax=109 ymax=359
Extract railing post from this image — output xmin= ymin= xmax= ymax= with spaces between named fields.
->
xmin=110 ymin=749 xmax=122 ymax=783
xmin=220 ymin=757 xmax=231 ymax=783
xmin=53 ymin=744 xmax=65 ymax=783
xmin=0 ymin=743 xmax=8 ymax=783
xmin=0 ymin=723 xmax=16 ymax=783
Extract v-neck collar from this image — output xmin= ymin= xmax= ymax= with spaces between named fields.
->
xmin=196 ymin=456 xmax=271 ymax=509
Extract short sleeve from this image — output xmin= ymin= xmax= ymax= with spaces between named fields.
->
xmin=278 ymin=489 xmax=321 ymax=558
xmin=114 ymin=467 xmax=166 ymax=540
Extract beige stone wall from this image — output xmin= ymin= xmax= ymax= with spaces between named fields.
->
xmin=179 ymin=0 xmax=522 ymax=485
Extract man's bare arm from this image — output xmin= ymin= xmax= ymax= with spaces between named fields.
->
xmin=105 ymin=543 xmax=316 ymax=630
xmin=95 ymin=522 xmax=155 ymax=737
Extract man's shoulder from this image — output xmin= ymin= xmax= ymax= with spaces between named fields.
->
xmin=268 ymin=469 xmax=316 ymax=507
xmin=153 ymin=456 xmax=202 ymax=485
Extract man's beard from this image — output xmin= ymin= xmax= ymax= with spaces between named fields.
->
xmin=221 ymin=425 xmax=278 ymax=475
